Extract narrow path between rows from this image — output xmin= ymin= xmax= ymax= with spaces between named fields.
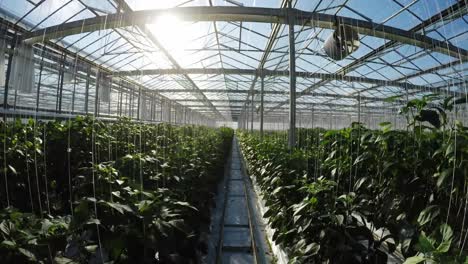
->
xmin=204 ymin=137 xmax=273 ymax=264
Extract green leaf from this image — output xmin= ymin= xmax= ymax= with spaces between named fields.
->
xmin=334 ymin=214 xmax=344 ymax=225
xmin=54 ymin=256 xmax=79 ymax=264
xmin=440 ymin=224 xmax=453 ymax=242
xmin=111 ymin=191 xmax=122 ymax=199
xmin=417 ymin=205 xmax=439 ymax=226
xmin=263 ymin=208 xmax=273 ymax=219
xmin=304 ymin=242 xmax=320 ymax=255
xmin=442 ymin=96 xmax=455 ymax=110
xmin=1 ymin=240 xmax=16 ymax=248
xmin=436 ymin=224 xmax=453 ymax=253
xmin=174 ymin=201 xmax=198 ymax=211
xmin=104 ymin=201 xmax=133 ymax=214
xmin=435 ymin=168 xmax=452 ymax=188
xmin=85 ymin=197 xmax=97 ymax=203
xmin=445 ymin=143 xmax=455 ymax=157
xmin=137 ymin=200 xmax=153 ymax=213
xmin=293 ymin=202 xmax=309 ymax=217
xmin=272 ymin=186 xmax=283 ymax=195
xmin=73 ymin=200 xmax=89 ymax=225
xmin=384 ymin=95 xmax=403 ymax=103
xmin=436 ymin=240 xmax=451 ymax=253
xmin=403 ymin=255 xmax=426 ymax=264
xmin=168 ymin=219 xmax=185 ymax=232
xmin=353 ymin=154 xmax=366 ymax=165
xmin=379 ymin=122 xmax=392 ymax=132
xmin=272 ymin=229 xmax=280 ymax=242
xmin=354 ymin=177 xmax=368 ymax=191
xmin=416 ymin=109 xmax=441 ymax=128
xmin=85 ymin=244 xmax=98 ymax=253
xmin=0 ymin=220 xmax=11 ymax=235
xmin=115 ymin=179 xmax=124 ymax=185
xmin=86 ymin=219 xmax=101 ymax=225
xmin=18 ymin=248 xmax=36 ymax=261
xmin=417 ymin=233 xmax=435 ymax=253
xmin=8 ymin=165 xmax=17 ymax=175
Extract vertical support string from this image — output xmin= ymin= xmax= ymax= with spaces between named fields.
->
xmin=288 ymin=6 xmax=296 ymax=149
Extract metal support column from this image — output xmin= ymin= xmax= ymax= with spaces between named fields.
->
xmin=160 ymin=99 xmax=164 ymax=121
xmin=36 ymin=60 xmax=44 ymax=112
xmin=107 ymin=79 xmax=111 ymax=115
xmin=3 ymin=38 xmax=16 ymax=115
xmin=118 ymin=83 xmax=123 ymax=117
xmin=188 ymin=109 xmax=191 ymax=124
xmin=240 ymin=112 xmax=243 ymax=129
xmin=124 ymin=93 xmax=128 ymax=116
xmin=357 ymin=92 xmax=361 ymax=124
xmin=57 ymin=54 xmax=66 ymax=113
xmin=154 ymin=96 xmax=158 ymax=121
xmin=137 ymin=87 xmax=141 ymax=120
xmin=288 ymin=8 xmax=296 ymax=148
xmin=244 ymin=107 xmax=248 ymax=130
xmin=168 ymin=101 xmax=172 ymax=124
xmin=94 ymin=71 xmax=100 ymax=117
xmin=150 ymin=95 xmax=154 ymax=121
xmin=260 ymin=74 xmax=264 ymax=139
xmin=84 ymin=68 xmax=90 ymax=113
xmin=241 ymin=110 xmax=243 ymax=130
xmin=241 ymin=113 xmax=243 ymax=130
xmin=250 ymin=95 xmax=254 ymax=132
xmin=243 ymin=106 xmax=247 ymax=130
xmin=129 ymin=91 xmax=133 ymax=118
xmin=311 ymin=106 xmax=315 ymax=128
xmin=71 ymin=71 xmax=77 ymax=114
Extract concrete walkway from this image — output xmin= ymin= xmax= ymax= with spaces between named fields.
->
xmin=203 ymin=137 xmax=273 ymax=264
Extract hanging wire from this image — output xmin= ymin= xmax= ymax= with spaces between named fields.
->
xmin=3 ymin=117 xmax=10 ymax=208
xmin=42 ymin=123 xmax=50 ymax=214
xmin=24 ymin=128 xmax=35 ymax=213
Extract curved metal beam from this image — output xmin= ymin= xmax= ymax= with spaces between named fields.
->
xmin=153 ymin=88 xmax=398 ymax=101
xmin=23 ymin=6 xmax=467 ymax=60
xmin=176 ymin=99 xmax=397 ymax=111
xmin=184 ymin=104 xmax=393 ymax=112
xmin=114 ymin=67 xmax=464 ymax=96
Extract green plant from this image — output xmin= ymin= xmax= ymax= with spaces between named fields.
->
xmin=238 ymin=96 xmax=468 ymax=263
xmin=0 ymin=116 xmax=233 ymax=263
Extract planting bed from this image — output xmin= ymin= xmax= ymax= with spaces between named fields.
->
xmin=239 ymin=97 xmax=468 ymax=263
xmin=0 ymin=116 xmax=233 ymax=263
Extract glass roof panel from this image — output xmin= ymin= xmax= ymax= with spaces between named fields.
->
xmin=0 ymin=0 xmax=466 ymax=120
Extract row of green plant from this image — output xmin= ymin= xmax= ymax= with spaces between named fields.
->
xmin=0 ymin=116 xmax=233 ymax=263
xmin=239 ymin=95 xmax=468 ymax=263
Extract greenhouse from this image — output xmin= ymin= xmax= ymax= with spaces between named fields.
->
xmin=0 ymin=0 xmax=467 ymax=263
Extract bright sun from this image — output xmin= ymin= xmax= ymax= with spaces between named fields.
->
xmin=148 ymin=14 xmax=189 ymax=52
xmin=147 ymin=13 xmax=209 ymax=67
